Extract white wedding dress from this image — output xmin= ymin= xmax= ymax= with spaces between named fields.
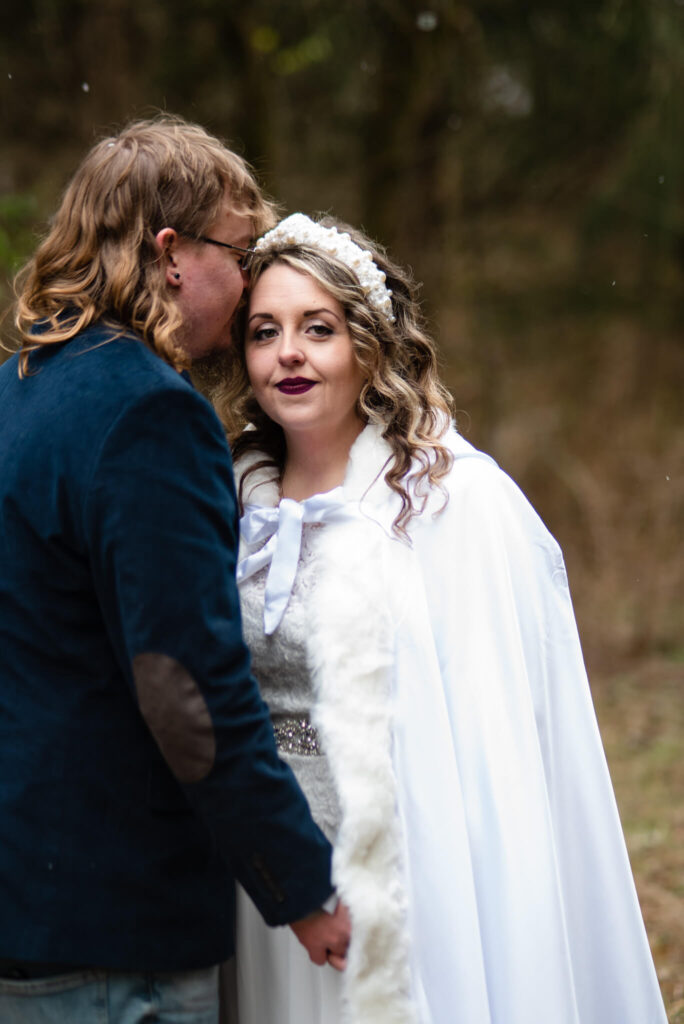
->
xmin=222 ymin=423 xmax=667 ymax=1024
xmin=232 ymin=523 xmax=344 ymax=1023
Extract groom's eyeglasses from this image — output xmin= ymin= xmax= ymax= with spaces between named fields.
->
xmin=195 ymin=236 xmax=255 ymax=258
xmin=179 ymin=232 xmax=256 ymax=268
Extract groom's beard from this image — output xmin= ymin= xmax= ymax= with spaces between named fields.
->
xmin=189 ymin=348 xmax=236 ymax=402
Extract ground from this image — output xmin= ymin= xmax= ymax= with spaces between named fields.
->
xmin=593 ymin=656 xmax=684 ymax=1022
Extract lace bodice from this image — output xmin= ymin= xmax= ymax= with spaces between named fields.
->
xmin=239 ymin=523 xmax=341 ymax=841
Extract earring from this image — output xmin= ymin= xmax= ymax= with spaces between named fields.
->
xmin=173 ymin=272 xmax=180 ymax=280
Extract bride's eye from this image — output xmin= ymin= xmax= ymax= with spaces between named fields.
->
xmin=308 ymin=323 xmax=333 ymax=338
xmin=252 ymin=325 xmax=278 ymax=342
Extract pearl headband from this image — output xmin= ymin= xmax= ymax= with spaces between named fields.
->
xmin=253 ymin=213 xmax=395 ymax=322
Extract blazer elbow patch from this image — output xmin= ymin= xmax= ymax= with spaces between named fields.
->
xmin=133 ymin=652 xmax=216 ymax=783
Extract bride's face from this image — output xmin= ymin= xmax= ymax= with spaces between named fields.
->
xmin=244 ymin=262 xmax=366 ymax=443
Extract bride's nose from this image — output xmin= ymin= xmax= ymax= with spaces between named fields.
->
xmin=277 ymin=331 xmax=304 ymax=365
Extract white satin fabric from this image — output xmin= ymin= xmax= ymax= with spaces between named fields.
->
xmin=382 ymin=467 xmax=666 ymax=1023
xmin=234 ymin=423 xmax=667 ymax=1024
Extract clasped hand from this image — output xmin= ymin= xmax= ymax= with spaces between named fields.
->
xmin=289 ymin=899 xmax=351 ymax=971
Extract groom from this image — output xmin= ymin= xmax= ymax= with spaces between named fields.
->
xmin=0 ymin=117 xmax=348 ymax=1022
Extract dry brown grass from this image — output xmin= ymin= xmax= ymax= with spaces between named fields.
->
xmin=593 ymin=658 xmax=684 ymax=1022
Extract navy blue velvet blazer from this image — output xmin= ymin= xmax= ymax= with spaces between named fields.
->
xmin=0 ymin=324 xmax=332 ymax=970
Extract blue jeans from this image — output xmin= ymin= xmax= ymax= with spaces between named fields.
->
xmin=0 ymin=966 xmax=219 ymax=1023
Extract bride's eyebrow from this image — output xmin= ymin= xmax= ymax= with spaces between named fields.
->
xmin=303 ymin=308 xmax=341 ymax=321
xmin=247 ymin=307 xmax=341 ymax=324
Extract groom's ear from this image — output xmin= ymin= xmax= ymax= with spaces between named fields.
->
xmin=155 ymin=227 xmax=182 ymax=288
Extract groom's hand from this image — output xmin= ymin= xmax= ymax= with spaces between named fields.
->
xmin=289 ymin=899 xmax=351 ymax=970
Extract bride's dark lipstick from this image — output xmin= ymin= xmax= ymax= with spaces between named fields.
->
xmin=275 ymin=377 xmax=316 ymax=395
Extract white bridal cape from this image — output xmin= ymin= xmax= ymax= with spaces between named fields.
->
xmin=235 ymin=423 xmax=666 ymax=1024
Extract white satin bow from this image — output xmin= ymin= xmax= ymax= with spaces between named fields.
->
xmin=237 ymin=488 xmax=355 ymax=635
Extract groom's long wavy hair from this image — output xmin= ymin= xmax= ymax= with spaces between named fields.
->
xmin=12 ymin=116 xmax=276 ymax=377
xmin=211 ymin=218 xmax=455 ymax=539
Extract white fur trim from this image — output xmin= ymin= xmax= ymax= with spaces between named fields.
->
xmin=308 ymin=518 xmax=419 ymax=1024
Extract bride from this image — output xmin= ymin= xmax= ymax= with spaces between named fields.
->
xmin=213 ymin=213 xmax=666 ymax=1023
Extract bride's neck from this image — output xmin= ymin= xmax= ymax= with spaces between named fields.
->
xmin=281 ymin=422 xmax=364 ymax=501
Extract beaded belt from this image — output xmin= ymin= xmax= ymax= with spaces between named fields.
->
xmin=272 ymin=716 xmax=321 ymax=756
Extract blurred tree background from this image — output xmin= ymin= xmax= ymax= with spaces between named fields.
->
xmin=1 ymin=0 xmax=682 ymax=1014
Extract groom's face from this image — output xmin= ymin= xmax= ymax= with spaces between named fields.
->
xmin=172 ymin=203 xmax=253 ymax=361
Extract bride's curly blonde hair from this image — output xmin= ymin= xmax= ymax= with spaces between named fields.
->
xmin=13 ymin=115 xmax=276 ymax=377
xmin=210 ymin=217 xmax=455 ymax=538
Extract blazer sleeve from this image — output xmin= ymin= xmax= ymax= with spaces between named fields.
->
xmin=83 ymin=383 xmax=332 ymax=925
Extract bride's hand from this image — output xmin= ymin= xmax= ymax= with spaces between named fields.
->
xmin=326 ymin=900 xmax=351 ymax=970
xmin=289 ymin=899 xmax=351 ymax=970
